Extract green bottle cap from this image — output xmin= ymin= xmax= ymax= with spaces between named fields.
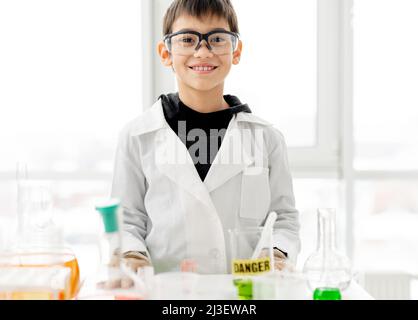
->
xmin=313 ymin=287 xmax=342 ymax=300
xmin=95 ymin=199 xmax=120 ymax=233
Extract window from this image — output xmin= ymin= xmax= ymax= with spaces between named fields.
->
xmin=353 ymin=0 xmax=418 ymax=171
xmin=353 ymin=0 xmax=418 ymax=282
xmin=3 ymin=0 xmax=417 ymax=298
xmin=0 ymin=0 xmax=145 ymax=280
xmin=225 ymin=0 xmax=345 ymax=268
xmin=228 ymin=0 xmax=317 ymax=148
xmin=0 ymin=0 xmax=142 ymax=174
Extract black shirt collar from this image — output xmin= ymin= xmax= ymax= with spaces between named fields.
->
xmin=159 ymin=92 xmax=252 ymax=121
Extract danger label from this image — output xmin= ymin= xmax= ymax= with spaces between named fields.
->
xmin=232 ymin=257 xmax=271 ymax=275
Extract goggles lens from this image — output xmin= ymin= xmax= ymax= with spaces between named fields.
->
xmin=168 ymin=32 xmax=238 ymax=55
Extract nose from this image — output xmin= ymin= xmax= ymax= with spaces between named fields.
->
xmin=194 ymin=40 xmax=214 ymax=58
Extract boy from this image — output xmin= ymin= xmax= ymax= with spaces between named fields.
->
xmin=112 ymin=0 xmax=300 ymax=279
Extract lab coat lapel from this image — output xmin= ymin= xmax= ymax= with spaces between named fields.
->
xmin=204 ymin=117 xmax=254 ymax=193
xmin=155 ymin=126 xmax=215 ymax=210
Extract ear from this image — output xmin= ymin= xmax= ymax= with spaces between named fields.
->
xmin=157 ymin=41 xmax=173 ymax=67
xmin=232 ymin=40 xmax=243 ymax=65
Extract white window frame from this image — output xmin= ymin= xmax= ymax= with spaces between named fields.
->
xmin=289 ymin=0 xmax=341 ymax=176
xmin=141 ymin=0 xmax=176 ymax=109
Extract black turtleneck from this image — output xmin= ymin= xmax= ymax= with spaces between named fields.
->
xmin=160 ymin=93 xmax=252 ymax=181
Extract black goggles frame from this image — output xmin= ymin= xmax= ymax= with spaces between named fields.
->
xmin=164 ymin=30 xmax=239 ymax=53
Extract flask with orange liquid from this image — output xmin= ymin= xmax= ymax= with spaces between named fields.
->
xmin=0 ymin=224 xmax=80 ymax=300
xmin=6 ymin=170 xmax=81 ymax=300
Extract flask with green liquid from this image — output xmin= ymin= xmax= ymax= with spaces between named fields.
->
xmin=303 ymin=208 xmax=352 ymax=300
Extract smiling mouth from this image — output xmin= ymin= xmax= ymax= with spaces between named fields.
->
xmin=189 ymin=66 xmax=218 ymax=72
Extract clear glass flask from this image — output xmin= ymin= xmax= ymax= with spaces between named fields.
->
xmin=8 ymin=173 xmax=80 ymax=300
xmin=303 ymin=208 xmax=352 ymax=300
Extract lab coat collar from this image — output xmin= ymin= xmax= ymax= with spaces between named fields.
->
xmin=130 ymin=98 xmax=273 ymax=137
xmin=130 ymin=100 xmax=168 ymax=137
xmin=235 ymin=111 xmax=273 ymax=127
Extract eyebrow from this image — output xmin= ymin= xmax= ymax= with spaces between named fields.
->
xmin=175 ymin=27 xmax=229 ymax=33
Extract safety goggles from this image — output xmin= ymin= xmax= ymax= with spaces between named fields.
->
xmin=164 ymin=29 xmax=239 ymax=56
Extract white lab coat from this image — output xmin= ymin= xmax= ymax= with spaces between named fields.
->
xmin=111 ymin=99 xmax=301 ymax=274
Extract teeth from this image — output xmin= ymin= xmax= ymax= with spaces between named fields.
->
xmin=192 ymin=66 xmax=215 ymax=71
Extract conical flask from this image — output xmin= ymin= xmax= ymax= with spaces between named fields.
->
xmin=303 ymin=208 xmax=352 ymax=299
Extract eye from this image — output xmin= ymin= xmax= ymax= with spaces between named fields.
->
xmin=212 ymin=36 xmax=225 ymax=43
xmin=180 ymin=37 xmax=195 ymax=43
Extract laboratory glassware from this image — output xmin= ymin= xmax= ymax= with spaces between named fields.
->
xmin=303 ymin=208 xmax=352 ymax=300
xmin=95 ymin=199 xmax=124 ymax=290
xmin=0 ymin=264 xmax=72 ymax=300
xmin=229 ymin=225 xmax=274 ymax=300
xmin=10 ymin=177 xmax=80 ymax=299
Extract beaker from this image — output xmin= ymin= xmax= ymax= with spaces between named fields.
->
xmin=228 ymin=227 xmax=274 ymax=300
xmin=12 ymin=177 xmax=80 ymax=299
xmin=303 ymin=208 xmax=352 ymax=300
xmin=0 ymin=247 xmax=80 ymax=299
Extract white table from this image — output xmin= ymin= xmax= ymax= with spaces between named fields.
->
xmin=77 ymin=272 xmax=374 ymax=300
xmin=149 ymin=273 xmax=374 ymax=300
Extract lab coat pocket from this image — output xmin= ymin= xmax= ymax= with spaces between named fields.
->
xmin=239 ymin=167 xmax=271 ymax=221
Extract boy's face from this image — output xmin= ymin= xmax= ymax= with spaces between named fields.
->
xmin=158 ymin=14 xmax=242 ymax=93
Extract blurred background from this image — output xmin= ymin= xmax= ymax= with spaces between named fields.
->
xmin=0 ymin=0 xmax=417 ymax=299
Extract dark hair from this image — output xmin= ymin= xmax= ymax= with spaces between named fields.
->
xmin=163 ymin=0 xmax=239 ymax=36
